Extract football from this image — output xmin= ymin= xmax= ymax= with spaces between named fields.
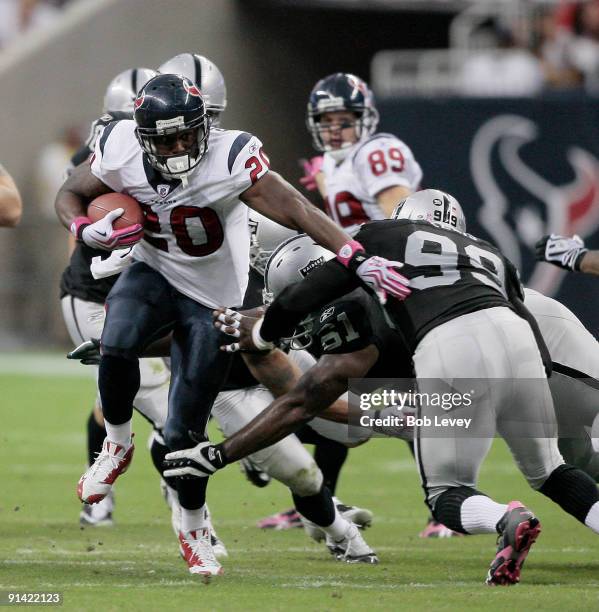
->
xmin=87 ymin=192 xmax=144 ymax=229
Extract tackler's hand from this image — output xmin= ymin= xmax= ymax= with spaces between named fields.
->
xmin=213 ymin=307 xmax=274 ymax=353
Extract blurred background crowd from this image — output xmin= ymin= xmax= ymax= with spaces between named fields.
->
xmin=2 ymin=0 xmax=599 ymax=348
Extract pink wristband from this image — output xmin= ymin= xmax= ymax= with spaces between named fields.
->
xmin=70 ymin=216 xmax=91 ymax=239
xmin=336 ymin=240 xmax=365 ymax=268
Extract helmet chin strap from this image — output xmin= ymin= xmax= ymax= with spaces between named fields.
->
xmin=159 ymin=155 xmax=196 ymax=185
xmin=165 ymin=155 xmax=190 ymax=174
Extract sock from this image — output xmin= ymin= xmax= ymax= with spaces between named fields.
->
xmin=460 ymin=495 xmax=508 ymax=534
xmin=181 ymin=505 xmax=206 ymax=532
xmin=86 ymin=411 xmax=106 ymax=466
xmin=99 ymin=354 xmax=139 ymax=425
xmin=320 ymin=506 xmax=350 ymax=540
xmin=539 ymin=463 xmax=599 ymax=525
xmin=433 ymin=486 xmax=487 ymax=534
xmin=292 ymin=485 xmax=335 ymax=527
xmin=584 ymin=502 xmax=599 ymax=534
xmin=297 ymin=425 xmax=348 ymax=495
xmin=103 ymin=420 xmax=132 ymax=447
xmin=177 ymin=476 xmax=208 ymax=510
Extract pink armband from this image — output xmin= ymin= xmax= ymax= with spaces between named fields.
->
xmin=70 ymin=216 xmax=91 ymax=240
xmin=336 ymin=240 xmax=365 ymax=268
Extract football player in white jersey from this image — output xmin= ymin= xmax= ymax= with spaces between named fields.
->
xmin=61 ymin=66 xmax=165 ymax=529
xmin=55 ymin=73 xmax=410 ymax=578
xmin=301 ymin=73 xmax=422 ymax=236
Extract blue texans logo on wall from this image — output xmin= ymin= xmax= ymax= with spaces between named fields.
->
xmin=378 ymin=96 xmax=599 ymax=331
xmin=470 ymin=114 xmax=599 ymax=297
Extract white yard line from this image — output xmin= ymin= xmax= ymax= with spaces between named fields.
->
xmin=0 ymin=353 xmax=93 ymax=378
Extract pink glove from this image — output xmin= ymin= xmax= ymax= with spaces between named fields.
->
xmin=299 ymin=156 xmax=324 ymax=191
xmin=355 ymin=256 xmax=411 ymax=305
xmin=71 ymin=208 xmax=143 ymax=251
xmin=337 ymin=240 xmax=411 ymax=305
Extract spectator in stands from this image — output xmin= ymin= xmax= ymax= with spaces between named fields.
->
xmin=459 ymin=19 xmax=545 ymax=97
xmin=535 ymin=5 xmax=584 ymax=89
xmin=0 ymin=0 xmax=61 ymax=50
xmin=0 ymin=164 xmax=22 ymax=227
xmin=542 ymin=0 xmax=599 ymax=92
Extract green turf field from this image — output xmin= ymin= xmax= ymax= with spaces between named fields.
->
xmin=1 ymin=368 xmax=599 ymax=611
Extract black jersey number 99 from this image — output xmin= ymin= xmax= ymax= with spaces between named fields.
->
xmin=404 ymin=229 xmax=506 ymax=296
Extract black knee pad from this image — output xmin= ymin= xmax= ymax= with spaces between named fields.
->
xmin=539 ymin=463 xmax=599 ymax=523
xmin=149 ymin=433 xmax=178 ymax=489
xmin=163 ymin=424 xmax=199 ymax=452
xmin=433 ymin=486 xmax=485 ymax=534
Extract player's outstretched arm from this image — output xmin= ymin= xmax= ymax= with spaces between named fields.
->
xmin=241 ymin=171 xmax=349 ymax=253
xmin=579 ymin=251 xmax=599 ymax=276
xmin=215 ymin=262 xmax=360 ymax=351
xmin=535 ymin=234 xmax=588 ymax=272
xmin=220 ymin=347 xmax=377 ymax=463
xmin=241 ymin=171 xmax=411 ymax=304
xmin=0 ymin=164 xmax=22 ymax=227
xmin=163 ymin=346 xmax=378 ymax=478
xmin=242 ymin=349 xmax=303 ymax=398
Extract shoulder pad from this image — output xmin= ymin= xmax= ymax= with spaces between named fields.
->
xmin=351 ymin=132 xmax=401 ymax=163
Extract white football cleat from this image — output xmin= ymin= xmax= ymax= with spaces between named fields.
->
xmin=77 ymin=436 xmax=134 ymax=504
xmin=79 ymin=491 xmax=114 ymax=526
xmin=326 ymin=523 xmax=379 ymax=564
xmin=179 ymin=528 xmax=224 ymax=577
xmin=333 ymin=497 xmax=373 ymax=530
xmin=205 ymin=505 xmax=228 ymax=559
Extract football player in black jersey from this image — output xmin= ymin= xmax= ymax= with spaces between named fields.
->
xmin=166 ymin=189 xmax=599 ymax=586
xmin=247 ymin=211 xmax=375 ymax=534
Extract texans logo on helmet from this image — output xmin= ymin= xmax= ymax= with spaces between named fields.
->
xmin=183 ymin=81 xmax=202 ymax=98
xmin=134 ymin=91 xmax=145 ymax=110
xmin=347 ymin=75 xmax=367 ymax=96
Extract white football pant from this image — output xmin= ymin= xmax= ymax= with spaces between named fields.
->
xmin=413 ymin=306 xmax=564 ymax=509
xmin=61 ymin=295 xmax=169 ymax=429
